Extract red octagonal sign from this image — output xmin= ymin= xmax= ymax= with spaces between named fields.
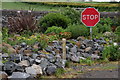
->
xmin=81 ymin=8 xmax=100 ymax=27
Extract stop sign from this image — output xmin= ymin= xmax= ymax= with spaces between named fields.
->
xmin=81 ymin=8 xmax=100 ymax=27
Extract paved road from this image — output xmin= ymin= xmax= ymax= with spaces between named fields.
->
xmin=78 ymin=69 xmax=118 ymax=78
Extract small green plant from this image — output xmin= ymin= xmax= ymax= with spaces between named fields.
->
xmin=65 ymin=61 xmax=71 ymax=68
xmin=102 ymin=45 xmax=120 ymax=61
xmin=65 ymin=24 xmax=89 ymax=38
xmin=38 ymin=34 xmax=49 ymax=49
xmin=39 ymin=13 xmax=71 ymax=32
xmin=55 ymin=68 xmax=66 ymax=77
xmin=45 ymin=26 xmax=65 ymax=34
xmin=80 ymin=58 xmax=94 ymax=66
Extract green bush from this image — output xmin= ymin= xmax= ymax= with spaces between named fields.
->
xmin=115 ymin=26 xmax=120 ymax=36
xmin=102 ymin=45 xmax=120 ymax=61
xmin=60 ymin=7 xmax=81 ymax=24
xmin=45 ymin=26 xmax=65 ymax=34
xmin=39 ymin=13 xmax=71 ymax=32
xmin=65 ymin=24 xmax=89 ymax=38
xmin=95 ymin=23 xmax=111 ymax=33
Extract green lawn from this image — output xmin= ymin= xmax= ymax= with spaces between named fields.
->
xmin=2 ymin=2 xmax=64 ymax=11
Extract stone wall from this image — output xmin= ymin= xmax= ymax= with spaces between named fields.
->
xmin=1 ymin=10 xmax=120 ymax=27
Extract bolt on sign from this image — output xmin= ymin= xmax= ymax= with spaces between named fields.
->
xmin=81 ymin=8 xmax=100 ymax=39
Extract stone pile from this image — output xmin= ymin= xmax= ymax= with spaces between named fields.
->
xmin=0 ymin=37 xmax=107 ymax=79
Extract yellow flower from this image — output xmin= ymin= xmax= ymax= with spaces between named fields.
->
xmin=22 ymin=37 xmax=25 ymax=40
xmin=27 ymin=39 xmax=30 ymax=40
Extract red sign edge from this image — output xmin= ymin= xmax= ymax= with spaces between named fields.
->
xmin=81 ymin=7 xmax=100 ymax=27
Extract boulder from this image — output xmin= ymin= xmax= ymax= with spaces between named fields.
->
xmin=55 ymin=59 xmax=66 ymax=68
xmin=32 ymin=53 xmax=38 ymax=59
xmin=0 ymin=71 xmax=8 ymax=79
xmin=2 ymin=42 xmax=17 ymax=54
xmin=25 ymin=64 xmax=42 ymax=77
xmin=23 ymin=50 xmax=32 ymax=56
xmin=70 ymin=45 xmax=77 ymax=53
xmin=85 ymin=47 xmax=92 ymax=53
xmin=70 ymin=55 xmax=80 ymax=63
xmin=18 ymin=60 xmax=30 ymax=67
xmin=91 ymin=54 xmax=100 ymax=59
xmin=4 ymin=62 xmax=18 ymax=75
xmin=39 ymin=58 xmax=50 ymax=69
xmin=82 ymin=53 xmax=91 ymax=58
xmin=46 ymin=66 xmax=57 ymax=75
xmin=8 ymin=72 xmax=30 ymax=79
xmin=9 ymin=54 xmax=22 ymax=63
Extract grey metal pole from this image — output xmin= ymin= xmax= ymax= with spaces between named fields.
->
xmin=90 ymin=27 xmax=92 ymax=40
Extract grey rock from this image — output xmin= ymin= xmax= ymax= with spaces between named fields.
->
xmin=70 ymin=46 xmax=77 ymax=53
xmin=18 ymin=60 xmax=30 ymax=67
xmin=45 ymin=46 xmax=52 ymax=52
xmin=46 ymin=66 xmax=57 ymax=75
xmin=9 ymin=54 xmax=22 ymax=63
xmin=70 ymin=55 xmax=79 ymax=63
xmin=39 ymin=58 xmax=50 ymax=69
xmin=32 ymin=53 xmax=38 ymax=59
xmin=85 ymin=47 xmax=92 ymax=52
xmin=91 ymin=54 xmax=100 ymax=59
xmin=83 ymin=40 xmax=94 ymax=47
xmin=55 ymin=59 xmax=66 ymax=68
xmin=77 ymin=49 xmax=84 ymax=53
xmin=82 ymin=53 xmax=91 ymax=58
xmin=35 ymin=59 xmax=41 ymax=64
xmin=28 ymin=58 xmax=35 ymax=65
xmin=66 ymin=43 xmax=74 ymax=48
xmin=4 ymin=62 xmax=17 ymax=75
xmin=76 ymin=52 xmax=83 ymax=57
xmin=32 ymin=64 xmax=42 ymax=74
xmin=47 ymin=54 xmax=55 ymax=63
xmin=51 ymin=51 xmax=56 ymax=55
xmin=80 ymin=44 xmax=86 ymax=49
xmin=55 ymin=54 xmax=61 ymax=59
xmin=98 ymin=46 xmax=104 ymax=52
xmin=2 ymin=53 xmax=9 ymax=58
xmin=0 ymin=71 xmax=8 ymax=79
xmin=21 ymin=42 xmax=27 ymax=48
xmin=79 ymin=56 xmax=86 ymax=60
xmin=25 ymin=64 xmax=42 ymax=77
xmin=9 ymin=72 xmax=30 ymax=78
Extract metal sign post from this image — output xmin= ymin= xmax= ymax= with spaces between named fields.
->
xmin=90 ymin=27 xmax=92 ymax=40
xmin=81 ymin=8 xmax=100 ymax=40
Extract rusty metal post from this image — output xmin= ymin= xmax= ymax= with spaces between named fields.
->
xmin=62 ymin=38 xmax=66 ymax=60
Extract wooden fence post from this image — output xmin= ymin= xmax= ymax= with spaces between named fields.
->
xmin=62 ymin=38 xmax=66 ymax=60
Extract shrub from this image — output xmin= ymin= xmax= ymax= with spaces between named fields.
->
xmin=8 ymin=11 xmax=38 ymax=33
xmin=60 ymin=7 xmax=81 ymax=24
xmin=45 ymin=26 xmax=65 ymax=34
xmin=102 ymin=45 xmax=120 ymax=61
xmin=95 ymin=23 xmax=111 ymax=33
xmin=39 ymin=13 xmax=71 ymax=32
xmin=115 ymin=26 xmax=120 ymax=36
xmin=65 ymin=24 xmax=89 ymax=38
xmin=38 ymin=34 xmax=49 ymax=49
